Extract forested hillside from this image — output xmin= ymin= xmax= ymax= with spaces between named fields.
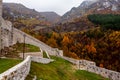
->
xmin=25 ymin=14 xmax=120 ymax=72
xmin=88 ymin=14 xmax=120 ymax=30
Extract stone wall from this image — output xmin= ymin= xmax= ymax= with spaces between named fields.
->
xmin=86 ymin=65 xmax=120 ymax=80
xmin=61 ymin=56 xmax=79 ymax=65
xmin=0 ymin=56 xmax=31 ymax=80
xmin=0 ymin=56 xmax=55 ymax=80
xmin=12 ymin=27 xmax=63 ymax=56
xmin=0 ymin=17 xmax=63 ymax=56
xmin=60 ymin=56 xmax=120 ymax=80
xmin=31 ymin=56 xmax=54 ymax=64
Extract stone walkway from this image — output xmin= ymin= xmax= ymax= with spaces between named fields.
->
xmin=19 ymin=52 xmax=43 ymax=59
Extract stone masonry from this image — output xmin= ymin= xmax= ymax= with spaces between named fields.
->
xmin=0 ymin=56 xmax=54 ymax=80
xmin=0 ymin=56 xmax=31 ymax=80
xmin=0 ymin=0 xmax=1 ymax=17
xmin=61 ymin=56 xmax=120 ymax=80
xmin=0 ymin=0 xmax=2 ymax=51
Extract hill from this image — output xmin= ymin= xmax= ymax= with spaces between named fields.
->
xmin=26 ymin=56 xmax=108 ymax=80
xmin=40 ymin=12 xmax=61 ymax=23
xmin=3 ymin=3 xmax=43 ymax=19
xmin=52 ymin=16 xmax=95 ymax=32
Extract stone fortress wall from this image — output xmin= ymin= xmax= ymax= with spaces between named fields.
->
xmin=0 ymin=17 xmax=63 ymax=56
xmin=0 ymin=0 xmax=2 ymax=50
xmin=13 ymin=27 xmax=63 ymax=56
xmin=0 ymin=0 xmax=1 ymax=17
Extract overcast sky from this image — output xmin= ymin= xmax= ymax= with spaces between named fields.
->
xmin=3 ymin=0 xmax=84 ymax=16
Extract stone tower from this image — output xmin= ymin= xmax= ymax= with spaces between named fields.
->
xmin=0 ymin=0 xmax=2 ymax=17
xmin=0 ymin=0 xmax=13 ymax=52
xmin=0 ymin=0 xmax=2 ymax=51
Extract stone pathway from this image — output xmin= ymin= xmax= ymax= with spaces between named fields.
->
xmin=19 ymin=52 xmax=43 ymax=59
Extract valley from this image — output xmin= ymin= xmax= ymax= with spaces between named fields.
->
xmin=0 ymin=0 xmax=120 ymax=80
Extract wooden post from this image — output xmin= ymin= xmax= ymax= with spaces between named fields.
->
xmin=23 ymin=34 xmax=26 ymax=59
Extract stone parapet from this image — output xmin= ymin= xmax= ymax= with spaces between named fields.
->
xmin=0 ymin=56 xmax=31 ymax=80
xmin=60 ymin=56 xmax=120 ymax=80
xmin=0 ymin=56 xmax=54 ymax=80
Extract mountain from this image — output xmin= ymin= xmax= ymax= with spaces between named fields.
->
xmin=3 ymin=3 xmax=43 ymax=19
xmin=3 ymin=3 xmax=60 ymax=24
xmin=40 ymin=12 xmax=60 ymax=23
xmin=61 ymin=0 xmax=120 ymax=22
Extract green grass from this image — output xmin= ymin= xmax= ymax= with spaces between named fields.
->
xmin=43 ymin=51 xmax=48 ymax=58
xmin=0 ymin=58 xmax=21 ymax=73
xmin=15 ymin=43 xmax=40 ymax=52
xmin=26 ymin=56 xmax=108 ymax=80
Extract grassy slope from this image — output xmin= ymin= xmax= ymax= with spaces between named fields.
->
xmin=5 ymin=43 xmax=40 ymax=58
xmin=0 ymin=58 xmax=21 ymax=73
xmin=15 ymin=43 xmax=40 ymax=53
xmin=26 ymin=56 xmax=108 ymax=80
xmin=0 ymin=43 xmax=39 ymax=74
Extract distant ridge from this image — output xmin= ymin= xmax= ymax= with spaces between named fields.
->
xmin=40 ymin=12 xmax=60 ymax=23
xmin=3 ymin=3 xmax=60 ymax=24
xmin=60 ymin=0 xmax=120 ymax=22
